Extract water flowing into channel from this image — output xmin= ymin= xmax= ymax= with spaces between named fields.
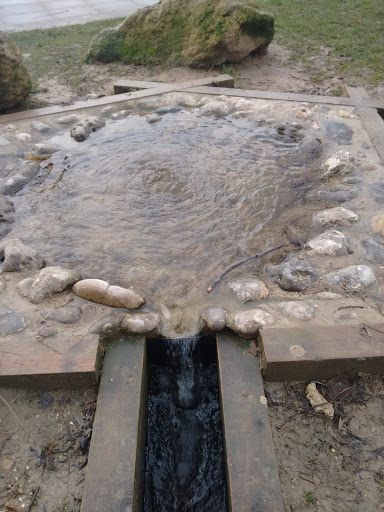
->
xmin=144 ymin=337 xmax=227 ymax=511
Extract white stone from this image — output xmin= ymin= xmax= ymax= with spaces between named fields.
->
xmin=146 ymin=113 xmax=162 ymax=124
xmin=306 ymin=230 xmax=350 ymax=256
xmin=326 ymin=265 xmax=376 ymax=291
xmin=199 ymin=101 xmax=230 ymax=118
xmin=228 ymin=278 xmax=269 ymax=303
xmin=280 ymin=301 xmax=315 ymax=320
xmin=73 ymin=279 xmax=145 ymax=309
xmin=200 ymin=306 xmax=226 ymax=331
xmin=313 ymin=207 xmax=358 ymax=227
xmin=323 ymin=150 xmax=354 ymax=177
xmin=18 ymin=267 xmax=82 ymax=304
xmin=56 ymin=114 xmax=81 ymax=125
xmin=16 ymin=132 xmax=31 ymax=141
xmin=119 ymin=311 xmax=160 ymax=334
xmin=226 ymin=309 xmax=275 ymax=338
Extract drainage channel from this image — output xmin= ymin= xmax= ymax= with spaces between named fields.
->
xmin=81 ymin=332 xmax=283 ymax=512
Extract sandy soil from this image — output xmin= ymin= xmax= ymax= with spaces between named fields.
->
xmin=33 ymin=44 xmax=384 ymax=107
xmin=265 ymin=375 xmax=384 ymax=512
xmin=0 ymin=388 xmax=97 ymax=512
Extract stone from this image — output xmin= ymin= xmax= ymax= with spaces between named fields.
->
xmin=16 ymin=132 xmax=31 ymax=141
xmin=41 ymin=306 xmax=82 ymax=324
xmin=199 ymin=101 xmax=230 ymax=118
xmin=0 ymin=239 xmax=45 ymax=272
xmin=313 ymin=291 xmax=343 ymax=300
xmin=325 ymin=265 xmax=376 ymax=292
xmin=317 ymin=189 xmax=358 ymax=203
xmin=33 ymin=143 xmax=60 ymax=156
xmin=0 ymin=135 xmax=10 ymax=146
xmin=57 ymin=114 xmax=81 ymax=125
xmin=0 ymin=306 xmax=27 ymax=336
xmin=119 ymin=311 xmax=160 ymax=335
xmin=312 ymin=207 xmax=358 ymax=227
xmin=0 ymin=31 xmax=31 ymax=111
xmin=342 ymin=176 xmax=362 ymax=185
xmin=18 ymin=267 xmax=82 ymax=304
xmin=20 ymin=161 xmax=40 ymax=180
xmin=323 ymin=120 xmax=353 ymax=145
xmin=1 ymin=458 xmax=15 ymax=471
xmin=146 ymin=114 xmax=162 ymax=124
xmin=370 ymin=182 xmax=384 ymax=204
xmin=0 ymin=196 xmax=15 ymax=238
xmin=361 ymin=141 xmax=370 ymax=149
xmin=200 ymin=306 xmax=226 ymax=332
xmin=283 ymin=224 xmax=307 ymax=248
xmin=226 ymin=308 xmax=274 ymax=338
xmin=111 ymin=110 xmax=130 ymax=119
xmin=30 ymin=120 xmax=50 ymax=133
xmin=89 ymin=313 xmax=119 ymax=334
xmin=154 ymin=106 xmax=182 ymax=114
xmin=234 ymin=99 xmax=255 ymax=111
xmin=73 ymin=279 xmax=145 ymax=309
xmin=280 ymin=301 xmax=315 ymax=320
xmin=36 ymin=326 xmax=58 ymax=338
xmin=323 ymin=150 xmax=354 ymax=177
xmin=70 ymin=116 xmax=106 ymax=142
xmin=228 ymin=278 xmax=269 ymax=303
xmin=87 ymin=0 xmax=274 ymax=68
xmin=306 ymin=230 xmax=351 ymax=256
xmin=361 ymin=239 xmax=384 ymax=263
xmin=0 ymin=174 xmax=30 ymax=195
xmin=371 ymin=213 xmax=384 ymax=237
xmin=333 ymin=309 xmax=357 ymax=321
xmin=298 ymin=138 xmax=323 ymax=161
xmin=264 ymin=254 xmax=318 ymax=292
xmin=0 ymin=279 xmax=5 ymax=294
xmin=337 ymin=110 xmax=354 ymax=119
xmin=296 ymin=108 xmax=310 ymax=118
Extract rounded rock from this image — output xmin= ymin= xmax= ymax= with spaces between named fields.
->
xmin=306 ymin=230 xmax=350 ymax=256
xmin=280 ymin=301 xmax=315 ymax=320
xmin=0 ymin=239 xmax=45 ymax=272
xmin=20 ymin=267 xmax=82 ymax=304
xmin=0 ymin=306 xmax=27 ymax=336
xmin=313 ymin=207 xmax=358 ymax=227
xmin=199 ymin=101 xmax=230 ymax=118
xmin=228 ymin=278 xmax=269 ymax=303
xmin=41 ymin=306 xmax=82 ymax=324
xmin=325 ymin=265 xmax=376 ymax=291
xmin=226 ymin=309 xmax=275 ymax=338
xmin=119 ymin=311 xmax=160 ymax=335
xmin=371 ymin=213 xmax=384 ymax=237
xmin=200 ymin=306 xmax=226 ymax=332
xmin=73 ymin=279 xmax=145 ymax=309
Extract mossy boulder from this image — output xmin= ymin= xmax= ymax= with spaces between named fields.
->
xmin=87 ymin=0 xmax=274 ymax=68
xmin=0 ymin=31 xmax=31 ymax=112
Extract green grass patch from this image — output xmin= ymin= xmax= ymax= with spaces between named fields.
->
xmin=258 ymin=0 xmax=384 ymax=83
xmin=12 ymin=18 xmax=124 ymax=93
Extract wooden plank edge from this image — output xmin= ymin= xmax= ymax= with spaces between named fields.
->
xmin=0 ymin=370 xmax=98 ymax=390
xmin=0 ymin=75 xmax=234 ymax=124
xmin=183 ymin=85 xmax=384 ymax=109
xmin=217 ymin=331 xmax=284 ymax=512
xmin=343 ymin=85 xmax=384 ymax=164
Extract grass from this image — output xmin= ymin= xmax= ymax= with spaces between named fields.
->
xmin=12 ymin=18 xmax=124 ymax=94
xmin=258 ymin=0 xmax=384 ymax=83
xmin=304 ymin=491 xmax=317 ymax=505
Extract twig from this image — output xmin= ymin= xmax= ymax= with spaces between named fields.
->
xmin=360 ymin=323 xmax=384 ymax=335
xmin=5 ymin=504 xmax=21 ymax=512
xmin=0 ymin=394 xmax=39 ymax=445
xmin=332 ymin=386 xmax=353 ymax=401
xmin=207 ymin=244 xmax=289 ymax=292
xmin=27 ymin=487 xmax=40 ymax=512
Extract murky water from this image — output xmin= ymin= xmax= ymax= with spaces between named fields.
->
xmin=11 ymin=108 xmax=319 ymax=333
xmin=144 ymin=337 xmax=227 ymax=512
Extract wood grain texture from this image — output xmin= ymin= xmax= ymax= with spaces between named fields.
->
xmin=0 ymin=75 xmax=234 ymax=124
xmin=81 ymin=335 xmax=147 ymax=512
xmin=0 ymin=335 xmax=101 ymax=389
xmin=343 ymin=85 xmax=384 ymax=163
xmin=217 ymin=331 xmax=284 ymax=512
xmin=260 ymin=324 xmax=384 ymax=382
xmin=183 ymin=85 xmax=384 ymax=109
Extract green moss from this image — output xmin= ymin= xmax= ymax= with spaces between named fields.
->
xmin=87 ymin=28 xmax=125 ymax=62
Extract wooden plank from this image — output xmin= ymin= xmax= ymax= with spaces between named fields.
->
xmin=182 ymin=85 xmax=384 ymax=109
xmin=343 ymin=85 xmax=384 ymax=163
xmin=216 ymin=331 xmax=284 ymax=512
xmin=81 ymin=335 xmax=147 ymax=512
xmin=260 ymin=324 xmax=384 ymax=382
xmin=114 ymin=79 xmax=168 ymax=94
xmin=0 ymin=75 xmax=234 ymax=124
xmin=0 ymin=335 xmax=101 ymax=389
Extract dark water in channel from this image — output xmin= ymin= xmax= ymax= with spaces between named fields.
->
xmin=144 ymin=337 xmax=228 ymax=512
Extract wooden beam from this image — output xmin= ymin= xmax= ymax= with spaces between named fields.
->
xmin=0 ymin=335 xmax=101 ymax=389
xmin=343 ymin=85 xmax=384 ymax=163
xmin=0 ymin=75 xmax=234 ymax=124
xmin=81 ymin=335 xmax=147 ymax=512
xmin=259 ymin=324 xmax=384 ymax=382
xmin=216 ymin=331 xmax=284 ymax=512
xmin=113 ymin=75 xmax=234 ymax=94
xmin=183 ymin=85 xmax=384 ymax=109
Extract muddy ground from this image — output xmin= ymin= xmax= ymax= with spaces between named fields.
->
xmin=0 ymin=388 xmax=97 ymax=512
xmin=31 ymin=44 xmax=384 ymax=108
